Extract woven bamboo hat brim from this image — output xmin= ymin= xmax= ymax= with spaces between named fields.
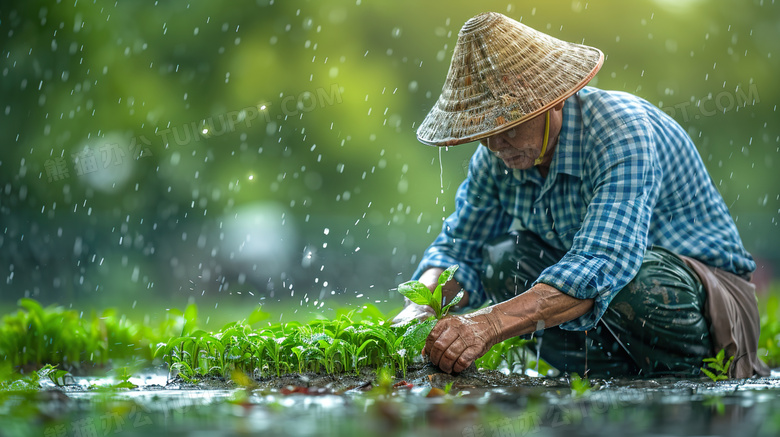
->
xmin=417 ymin=12 xmax=604 ymax=146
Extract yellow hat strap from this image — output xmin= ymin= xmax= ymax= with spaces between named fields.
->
xmin=534 ymin=111 xmax=551 ymax=166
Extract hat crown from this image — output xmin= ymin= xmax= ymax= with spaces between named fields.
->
xmin=417 ymin=12 xmax=604 ymax=146
xmin=460 ymin=11 xmax=499 ymax=34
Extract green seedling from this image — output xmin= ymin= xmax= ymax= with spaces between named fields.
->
xmin=155 ymin=305 xmax=413 ymax=380
xmin=701 ymin=349 xmax=734 ymax=382
xmin=0 ymin=299 xmax=156 ymax=372
xmin=2 ymin=297 xmax=570 ymax=382
xmin=0 ymin=365 xmax=68 ymax=392
xmin=396 ymin=265 xmax=465 ymax=356
xmin=397 ymin=265 xmax=464 ymax=319
xmin=570 ymin=373 xmax=591 ymax=397
xmin=476 ymin=336 xmax=534 ymax=371
xmin=37 ymin=364 xmax=69 ymax=387
xmin=111 ymin=367 xmax=137 ymax=389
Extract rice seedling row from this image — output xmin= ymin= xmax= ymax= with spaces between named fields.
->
xmin=0 ymin=298 xmax=535 ymax=383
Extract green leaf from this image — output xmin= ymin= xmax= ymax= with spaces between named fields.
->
xmin=402 ymin=319 xmax=437 ymax=353
xmin=248 ymin=306 xmax=270 ymax=325
xmin=441 ymin=290 xmax=465 ymax=316
xmin=184 ymin=303 xmax=197 ymax=324
xmin=49 ymin=369 xmax=69 ymax=386
xmin=701 ymin=367 xmax=723 ymax=382
xmin=438 ymin=265 xmax=459 ymax=287
xmin=398 ymin=281 xmax=432 ymax=306
xmin=354 ymin=304 xmax=386 ymax=322
xmin=19 ymin=298 xmax=44 ymax=315
xmin=182 ymin=303 xmax=198 ymax=336
xmin=113 ymin=380 xmax=138 ymax=389
xmin=431 ymin=286 xmax=443 ymax=318
xmin=701 ymin=348 xmax=734 ymax=381
xmin=724 ymin=355 xmax=734 ymax=369
xmin=356 ymin=339 xmax=377 ymax=356
xmin=570 ymin=373 xmax=592 ymax=397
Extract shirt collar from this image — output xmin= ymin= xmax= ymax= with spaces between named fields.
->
xmin=549 ymin=92 xmax=584 ymax=179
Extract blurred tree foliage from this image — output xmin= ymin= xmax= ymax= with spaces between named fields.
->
xmin=0 ymin=0 xmax=777 ymax=307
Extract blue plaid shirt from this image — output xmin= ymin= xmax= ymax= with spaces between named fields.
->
xmin=413 ymin=87 xmax=756 ymax=331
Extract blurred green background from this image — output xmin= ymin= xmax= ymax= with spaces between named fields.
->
xmin=1 ymin=0 xmax=778 ymax=319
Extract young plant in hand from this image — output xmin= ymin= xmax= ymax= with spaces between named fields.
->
xmin=396 ymin=265 xmax=464 ymax=353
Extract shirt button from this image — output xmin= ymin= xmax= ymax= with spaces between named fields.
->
xmin=546 ymin=231 xmax=556 ymax=240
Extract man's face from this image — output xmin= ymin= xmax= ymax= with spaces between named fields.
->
xmin=484 ymin=110 xmax=549 ymax=170
xmin=483 ymin=102 xmax=564 ymax=170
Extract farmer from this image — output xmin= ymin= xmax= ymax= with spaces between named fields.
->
xmin=393 ymin=12 xmax=768 ymax=378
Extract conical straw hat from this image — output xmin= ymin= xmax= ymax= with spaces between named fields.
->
xmin=417 ymin=12 xmax=604 ymax=146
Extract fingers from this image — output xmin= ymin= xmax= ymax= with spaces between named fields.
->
xmin=428 ymin=328 xmax=459 ymax=368
xmin=435 ymin=337 xmax=464 ymax=373
xmin=422 ymin=318 xmax=448 ymax=357
xmin=452 ymin=346 xmax=479 ymax=373
xmin=423 ymin=319 xmax=478 ymax=374
xmin=432 ymin=337 xmax=479 ymax=374
xmin=422 ymin=316 xmax=490 ymax=374
xmin=391 ymin=305 xmax=434 ymax=327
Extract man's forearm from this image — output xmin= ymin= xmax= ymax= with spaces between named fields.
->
xmin=472 ymin=283 xmax=594 ymax=342
xmin=420 ymin=279 xmax=594 ymax=373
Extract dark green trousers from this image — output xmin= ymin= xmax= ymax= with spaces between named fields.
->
xmin=481 ymin=232 xmax=713 ymax=378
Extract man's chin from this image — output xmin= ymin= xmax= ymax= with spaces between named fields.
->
xmin=501 ymin=155 xmax=533 ymax=169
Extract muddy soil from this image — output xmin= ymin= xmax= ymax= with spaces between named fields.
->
xmin=163 ymin=363 xmax=571 ymax=393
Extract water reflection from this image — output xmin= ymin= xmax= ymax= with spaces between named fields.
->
xmin=2 ymin=374 xmax=779 ymax=437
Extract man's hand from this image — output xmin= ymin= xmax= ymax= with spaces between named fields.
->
xmin=421 ymin=283 xmax=595 ymax=374
xmin=390 ymin=300 xmax=435 ymax=327
xmin=422 ymin=310 xmax=501 ymax=374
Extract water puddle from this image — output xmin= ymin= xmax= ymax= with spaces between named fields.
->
xmin=3 ymin=369 xmax=780 ymax=437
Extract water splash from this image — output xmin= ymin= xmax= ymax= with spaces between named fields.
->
xmin=535 ymin=337 xmax=542 ymax=375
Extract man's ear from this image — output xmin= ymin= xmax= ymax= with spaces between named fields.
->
xmin=553 ymin=101 xmax=565 ymax=112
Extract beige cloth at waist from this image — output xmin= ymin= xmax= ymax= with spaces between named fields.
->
xmin=680 ymin=256 xmax=770 ymax=378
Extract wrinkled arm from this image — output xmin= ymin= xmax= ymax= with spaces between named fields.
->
xmin=423 ymin=283 xmax=593 ymax=373
xmin=486 ymin=283 xmax=594 ymax=339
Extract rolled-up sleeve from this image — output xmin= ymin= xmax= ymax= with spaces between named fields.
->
xmin=412 ymin=146 xmax=513 ymax=310
xmin=535 ymin=116 xmax=662 ymax=331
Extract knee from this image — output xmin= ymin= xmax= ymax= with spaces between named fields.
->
xmin=609 ymin=247 xmax=705 ymax=322
xmin=628 ymin=247 xmax=702 ymax=303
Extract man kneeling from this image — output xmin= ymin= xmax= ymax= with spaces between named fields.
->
xmin=393 ymin=12 xmax=768 ymax=379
